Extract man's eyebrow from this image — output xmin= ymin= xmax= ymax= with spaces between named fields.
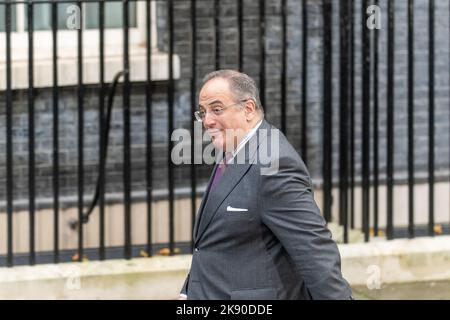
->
xmin=199 ymin=100 xmax=223 ymax=109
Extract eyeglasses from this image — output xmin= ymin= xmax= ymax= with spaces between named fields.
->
xmin=194 ymin=100 xmax=247 ymax=122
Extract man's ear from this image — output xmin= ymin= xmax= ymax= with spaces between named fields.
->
xmin=244 ymin=99 xmax=257 ymax=121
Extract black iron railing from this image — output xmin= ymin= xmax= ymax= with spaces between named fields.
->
xmin=0 ymin=0 xmax=449 ymax=267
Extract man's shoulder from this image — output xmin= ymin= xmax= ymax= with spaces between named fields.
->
xmin=256 ymin=121 xmax=306 ymax=170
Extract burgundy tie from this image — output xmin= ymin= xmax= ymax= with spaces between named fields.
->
xmin=210 ymin=153 xmax=231 ymax=190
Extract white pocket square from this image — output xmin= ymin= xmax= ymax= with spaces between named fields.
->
xmin=226 ymin=206 xmax=248 ymax=212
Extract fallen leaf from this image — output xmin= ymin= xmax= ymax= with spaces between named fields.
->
xmin=369 ymin=228 xmax=385 ymax=237
xmin=140 ymin=250 xmax=149 ymax=258
xmin=72 ymin=253 xmax=89 ymax=262
xmin=434 ymin=224 xmax=443 ymax=234
xmin=156 ymin=247 xmax=181 ymax=256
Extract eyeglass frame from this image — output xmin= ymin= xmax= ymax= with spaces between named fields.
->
xmin=194 ymin=99 xmax=248 ymax=122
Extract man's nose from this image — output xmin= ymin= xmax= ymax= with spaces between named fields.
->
xmin=203 ymin=111 xmax=215 ymax=128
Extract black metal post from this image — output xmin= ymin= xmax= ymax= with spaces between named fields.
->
xmin=361 ymin=0 xmax=371 ymax=242
xmin=51 ymin=0 xmax=60 ymax=264
xmin=77 ymin=0 xmax=84 ymax=262
xmin=146 ymin=0 xmax=154 ymax=257
xmin=123 ymin=0 xmax=132 ymax=259
xmin=350 ymin=0 xmax=355 ymax=230
xmin=322 ymin=0 xmax=332 ymax=223
xmin=407 ymin=0 xmax=415 ymax=239
xmin=214 ymin=0 xmax=220 ymax=70
xmin=27 ymin=0 xmax=36 ymax=265
xmin=259 ymin=0 xmax=266 ymax=109
xmin=168 ymin=0 xmax=175 ymax=255
xmin=339 ymin=0 xmax=350 ymax=243
xmin=301 ymin=0 xmax=308 ymax=165
xmin=428 ymin=0 xmax=435 ymax=237
xmin=386 ymin=0 xmax=395 ymax=240
xmin=238 ymin=0 xmax=243 ymax=71
xmin=99 ymin=0 xmax=106 ymax=260
xmin=281 ymin=0 xmax=287 ymax=134
xmin=190 ymin=0 xmax=197 ymax=252
xmin=373 ymin=0 xmax=379 ymax=237
xmin=5 ymin=0 xmax=14 ymax=267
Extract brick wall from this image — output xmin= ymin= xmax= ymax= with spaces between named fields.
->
xmin=1 ymin=0 xmax=449 ymax=210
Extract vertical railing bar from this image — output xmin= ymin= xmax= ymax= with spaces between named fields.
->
xmin=259 ymin=0 xmax=265 ymax=109
xmin=237 ymin=0 xmax=243 ymax=71
xmin=190 ymin=0 xmax=197 ymax=252
xmin=373 ymin=0 xmax=379 ymax=238
xmin=361 ymin=0 xmax=371 ymax=242
xmin=280 ymin=0 xmax=287 ymax=134
xmin=338 ymin=0 xmax=345 ymax=225
xmin=146 ymin=0 xmax=154 ymax=257
xmin=301 ymin=0 xmax=308 ymax=165
xmin=27 ymin=0 xmax=36 ymax=266
xmin=322 ymin=0 xmax=332 ymax=223
xmin=123 ymin=0 xmax=132 ymax=259
xmin=98 ymin=0 xmax=106 ymax=260
xmin=386 ymin=0 xmax=395 ymax=240
xmin=350 ymin=0 xmax=355 ymax=230
xmin=428 ymin=0 xmax=435 ymax=237
xmin=5 ymin=0 xmax=14 ymax=267
xmin=214 ymin=0 xmax=219 ymax=70
xmin=77 ymin=0 xmax=84 ymax=262
xmin=51 ymin=0 xmax=60 ymax=264
xmin=407 ymin=0 xmax=415 ymax=239
xmin=168 ymin=0 xmax=175 ymax=255
xmin=339 ymin=0 xmax=349 ymax=243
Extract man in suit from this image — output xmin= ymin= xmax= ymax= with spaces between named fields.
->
xmin=179 ymin=70 xmax=353 ymax=300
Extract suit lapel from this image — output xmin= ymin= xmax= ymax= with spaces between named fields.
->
xmin=193 ymin=161 xmax=219 ymax=240
xmin=193 ymin=149 xmax=225 ymax=240
xmin=194 ymin=162 xmax=253 ymax=244
xmin=194 ymin=120 xmax=271 ymax=245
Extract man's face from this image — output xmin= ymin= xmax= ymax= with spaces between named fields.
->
xmin=199 ymin=78 xmax=249 ymax=151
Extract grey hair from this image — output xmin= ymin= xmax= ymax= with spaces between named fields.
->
xmin=202 ymin=70 xmax=264 ymax=114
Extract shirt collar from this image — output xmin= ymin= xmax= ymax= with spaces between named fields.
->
xmin=226 ymin=119 xmax=263 ymax=164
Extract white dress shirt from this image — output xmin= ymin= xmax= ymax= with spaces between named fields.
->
xmin=226 ymin=119 xmax=263 ymax=165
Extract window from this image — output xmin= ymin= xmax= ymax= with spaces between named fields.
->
xmin=23 ymin=2 xmax=137 ymax=31
xmin=0 ymin=3 xmax=17 ymax=32
xmin=85 ymin=2 xmax=137 ymax=29
xmin=0 ymin=1 xmax=180 ymax=90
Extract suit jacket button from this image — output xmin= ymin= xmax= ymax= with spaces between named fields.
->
xmin=195 ymin=248 xmax=199 ymax=252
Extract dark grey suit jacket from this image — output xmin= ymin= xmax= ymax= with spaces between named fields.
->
xmin=181 ymin=119 xmax=352 ymax=300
